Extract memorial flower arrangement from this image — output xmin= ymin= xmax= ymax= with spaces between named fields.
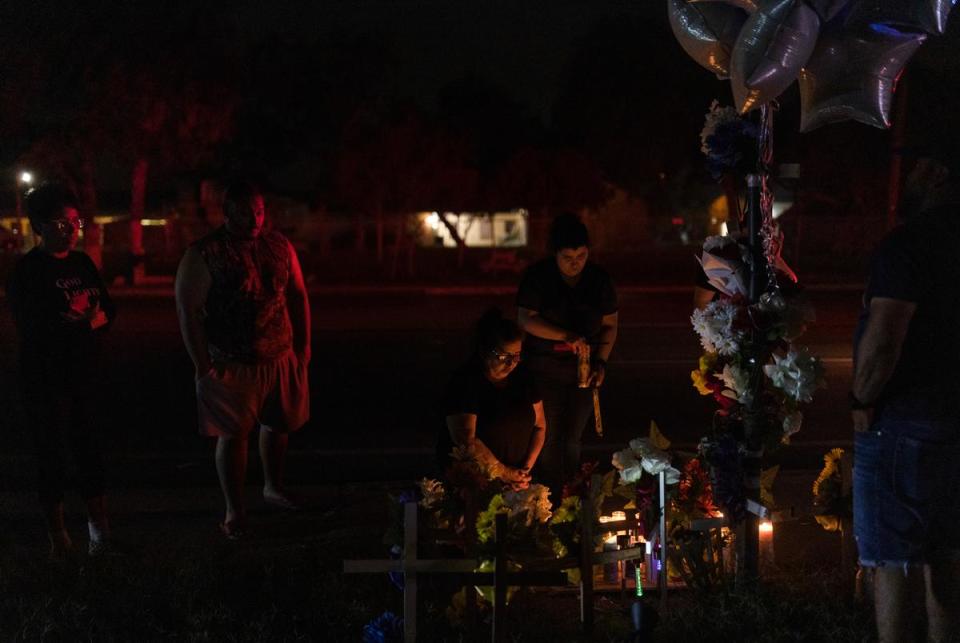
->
xmin=700 ymin=100 xmax=761 ymax=181
xmin=362 ymin=611 xmax=404 ymax=643
xmin=691 ymin=232 xmax=824 ymax=521
xmin=690 ymin=240 xmax=824 ymax=448
xmin=812 ymin=448 xmax=851 ymax=533
xmin=611 ymin=422 xmax=728 ymax=589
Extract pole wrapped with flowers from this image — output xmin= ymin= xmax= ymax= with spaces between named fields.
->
xmin=694 ymin=100 xmax=825 ymax=575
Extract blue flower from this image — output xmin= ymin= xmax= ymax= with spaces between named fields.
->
xmin=388 ymin=544 xmax=404 ymax=590
xmin=397 ymin=489 xmax=419 ymax=505
xmin=699 ymin=435 xmax=747 ymax=520
xmin=703 ymin=118 xmax=760 ymax=180
xmin=362 ymin=611 xmax=404 ymax=643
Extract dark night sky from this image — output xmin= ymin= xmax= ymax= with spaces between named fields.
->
xmin=4 ymin=0 xmax=959 ymax=121
xmin=2 ymin=0 xmax=674 ymax=120
xmin=3 ymin=0 xmax=960 ymax=199
xmin=225 ymin=0 xmax=663 ymax=119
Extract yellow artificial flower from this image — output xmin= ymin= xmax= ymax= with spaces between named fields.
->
xmin=691 ymin=368 xmax=713 ymax=396
xmin=699 ymin=352 xmax=718 ymax=372
xmin=812 ymin=448 xmax=845 ymax=497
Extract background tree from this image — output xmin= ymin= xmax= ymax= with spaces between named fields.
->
xmin=78 ymin=6 xmax=238 ymax=282
xmin=335 ymin=104 xmax=477 ymax=271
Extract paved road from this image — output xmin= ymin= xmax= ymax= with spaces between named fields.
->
xmin=0 ymin=287 xmax=861 ymax=463
xmin=1 ymin=287 xmax=855 ymax=567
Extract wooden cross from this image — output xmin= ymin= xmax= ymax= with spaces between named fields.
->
xmin=344 ymin=502 xmax=566 ymax=643
xmin=575 ymin=470 xmax=670 ymax=633
xmin=344 ymin=502 xmax=475 ymax=642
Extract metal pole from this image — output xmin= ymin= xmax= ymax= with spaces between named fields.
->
xmin=741 ymin=173 xmax=766 ymax=580
xmin=746 ymin=174 xmax=764 ymax=303
xmin=658 ymin=471 xmax=667 ymax=614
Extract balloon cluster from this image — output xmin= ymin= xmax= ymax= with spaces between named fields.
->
xmin=669 ymin=0 xmax=952 ymax=131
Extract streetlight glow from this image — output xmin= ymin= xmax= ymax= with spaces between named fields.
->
xmin=19 ymin=171 xmax=33 ymax=185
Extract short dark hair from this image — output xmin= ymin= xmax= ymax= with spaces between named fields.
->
xmin=549 ymin=212 xmax=589 ymax=252
xmin=474 ymin=307 xmax=524 ymax=357
xmin=25 ymin=184 xmax=79 ymax=233
xmin=223 ymin=179 xmax=264 ymax=215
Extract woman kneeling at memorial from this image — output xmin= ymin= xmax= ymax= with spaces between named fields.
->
xmin=437 ymin=309 xmax=546 ymax=490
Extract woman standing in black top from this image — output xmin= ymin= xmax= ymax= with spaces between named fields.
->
xmin=516 ymin=213 xmax=618 ymax=494
xmin=438 ymin=309 xmax=546 ymax=490
xmin=6 ymin=185 xmax=116 ymax=558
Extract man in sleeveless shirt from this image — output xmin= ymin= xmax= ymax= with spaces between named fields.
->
xmin=175 ymin=180 xmax=311 ymax=539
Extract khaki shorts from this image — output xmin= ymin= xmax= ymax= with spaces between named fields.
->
xmin=196 ymin=349 xmax=309 ymax=438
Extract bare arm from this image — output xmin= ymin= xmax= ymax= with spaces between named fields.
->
xmin=518 ymin=306 xmax=586 ymax=353
xmin=595 ymin=312 xmax=618 ymax=363
xmin=852 ymin=297 xmax=916 ymax=431
xmin=446 ymin=413 xmax=531 ymax=488
xmin=520 ymin=401 xmax=547 ymax=471
xmin=286 ymin=241 xmax=312 ymax=364
xmin=175 ymin=247 xmax=213 ymax=378
xmin=591 ymin=312 xmax=618 ymax=386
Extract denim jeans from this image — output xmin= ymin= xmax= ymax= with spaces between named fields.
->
xmin=854 ymin=419 xmax=960 ymax=568
xmin=534 ymin=380 xmax=593 ymax=497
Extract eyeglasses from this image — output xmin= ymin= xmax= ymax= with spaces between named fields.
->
xmin=48 ymin=218 xmax=84 ymax=234
xmin=490 ymin=348 xmax=522 ymax=366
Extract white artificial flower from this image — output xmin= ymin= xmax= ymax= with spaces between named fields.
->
xmin=619 ymin=465 xmax=644 ymax=484
xmin=782 ymin=411 xmax=803 ymax=442
xmin=628 ymin=437 xmax=653 ymax=455
xmin=639 ymin=454 xmax=682 ymax=485
xmin=764 ymin=348 xmax=823 ymax=403
xmin=503 ymin=484 xmax=553 ymax=525
xmin=718 ymin=363 xmax=753 ymax=405
xmin=617 ymin=437 xmax=681 ymax=486
xmin=699 ymin=236 xmax=749 ymax=297
xmin=418 ymin=478 xmax=445 ymax=508
xmin=691 ymin=299 xmax=744 ymax=356
xmin=612 ymin=448 xmax=640 ymax=471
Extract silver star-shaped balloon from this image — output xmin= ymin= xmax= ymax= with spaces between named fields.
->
xmin=799 ymin=23 xmax=926 ymax=131
xmin=846 ymin=0 xmax=954 ymax=36
xmin=668 ymin=0 xmax=750 ymax=78
xmin=731 ymin=0 xmax=821 ymax=113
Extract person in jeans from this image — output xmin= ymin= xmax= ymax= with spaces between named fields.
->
xmin=6 ymin=184 xmax=116 ymax=557
xmin=852 ymin=151 xmax=960 ymax=642
xmin=175 ymin=179 xmax=311 ymax=539
xmin=517 ymin=213 xmax=618 ymax=496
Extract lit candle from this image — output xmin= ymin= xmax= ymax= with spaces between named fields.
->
xmin=759 ymin=520 xmax=774 ymax=566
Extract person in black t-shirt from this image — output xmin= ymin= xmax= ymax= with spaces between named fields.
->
xmin=852 ymin=152 xmax=960 ymax=642
xmin=516 ymin=213 xmax=618 ymax=494
xmin=438 ymin=309 xmax=546 ymax=490
xmin=6 ymin=185 xmax=116 ymax=558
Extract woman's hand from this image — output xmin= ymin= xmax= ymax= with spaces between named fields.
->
xmin=564 ymin=334 xmax=589 ymax=357
xmin=500 ymin=466 xmax=532 ymax=490
xmin=590 ymin=361 xmax=606 ymax=387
